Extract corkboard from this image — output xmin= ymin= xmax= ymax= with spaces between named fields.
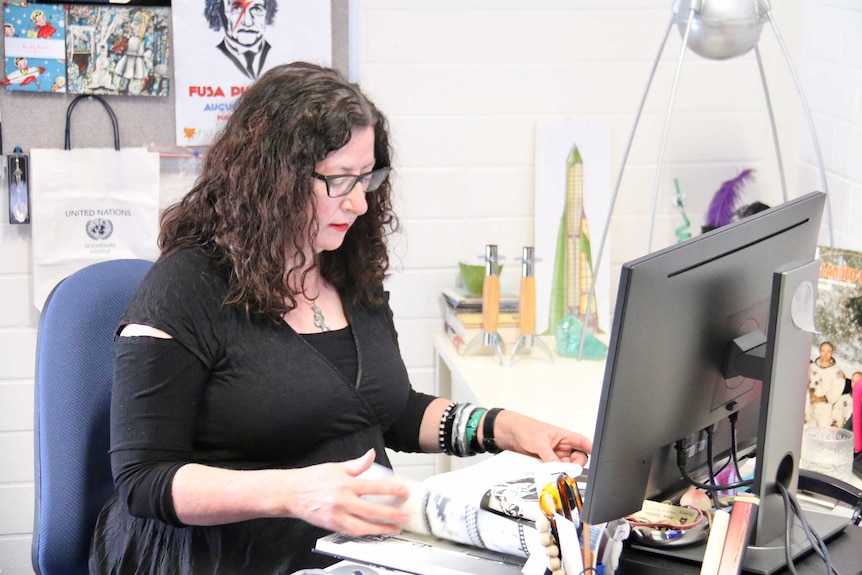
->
xmin=0 ymin=0 xmax=350 ymax=154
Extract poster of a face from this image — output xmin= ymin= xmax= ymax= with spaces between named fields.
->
xmin=172 ymin=0 xmax=331 ymax=146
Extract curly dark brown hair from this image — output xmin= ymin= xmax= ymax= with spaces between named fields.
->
xmin=159 ymin=62 xmax=398 ymax=320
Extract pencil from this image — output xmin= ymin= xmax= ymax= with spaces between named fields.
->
xmin=569 ymin=479 xmax=592 ymax=569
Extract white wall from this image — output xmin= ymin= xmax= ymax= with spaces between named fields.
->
xmin=2 ymin=1 xmax=860 ymax=572
xmin=797 ymin=0 xmax=862 ymax=251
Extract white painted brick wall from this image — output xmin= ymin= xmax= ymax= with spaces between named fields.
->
xmin=1 ymin=1 xmax=860 ymax=573
xmin=798 ymin=0 xmax=862 ymax=250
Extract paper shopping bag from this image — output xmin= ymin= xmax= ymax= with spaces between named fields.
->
xmin=30 ymin=96 xmax=160 ymax=310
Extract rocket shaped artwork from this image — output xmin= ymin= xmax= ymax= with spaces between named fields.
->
xmin=548 ymin=145 xmax=600 ymax=332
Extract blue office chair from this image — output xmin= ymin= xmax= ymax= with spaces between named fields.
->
xmin=32 ymin=259 xmax=153 ymax=575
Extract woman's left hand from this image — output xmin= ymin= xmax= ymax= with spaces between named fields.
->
xmin=491 ymin=410 xmax=592 ymax=467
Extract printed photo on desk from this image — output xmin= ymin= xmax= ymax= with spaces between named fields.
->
xmin=808 ymin=246 xmax=862 ymax=431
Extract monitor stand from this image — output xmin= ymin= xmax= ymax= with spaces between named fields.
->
xmin=629 ymin=509 xmax=848 ymax=574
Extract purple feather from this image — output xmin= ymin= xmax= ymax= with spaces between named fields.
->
xmin=705 ymin=169 xmax=756 ymax=228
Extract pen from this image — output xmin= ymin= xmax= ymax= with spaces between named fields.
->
xmin=582 ymin=521 xmax=593 ymax=569
xmin=565 ymin=475 xmax=592 ymax=570
xmin=579 ymin=505 xmax=595 ymax=568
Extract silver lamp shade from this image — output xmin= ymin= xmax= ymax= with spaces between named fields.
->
xmin=675 ymin=0 xmax=769 ymax=60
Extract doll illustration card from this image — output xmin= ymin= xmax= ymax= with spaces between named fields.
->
xmin=65 ymin=4 xmax=171 ymax=97
xmin=4 ymin=3 xmax=67 ymax=93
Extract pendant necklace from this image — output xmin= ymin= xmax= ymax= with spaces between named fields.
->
xmin=298 ymin=281 xmax=330 ymax=332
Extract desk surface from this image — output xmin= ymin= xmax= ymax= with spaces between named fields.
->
xmin=434 ymin=332 xmax=607 ymax=440
xmin=434 ymin=332 xmax=862 ymax=574
xmin=619 ymin=524 xmax=862 ymax=575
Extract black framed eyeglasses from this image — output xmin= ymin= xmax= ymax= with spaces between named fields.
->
xmin=312 ymin=167 xmax=392 ymax=198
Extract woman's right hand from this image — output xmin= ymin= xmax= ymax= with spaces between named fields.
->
xmin=275 ymin=449 xmax=412 ymax=537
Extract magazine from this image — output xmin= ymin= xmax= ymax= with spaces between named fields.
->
xmin=315 ymin=452 xmax=584 ymax=572
xmin=315 ymin=531 xmax=525 ymax=575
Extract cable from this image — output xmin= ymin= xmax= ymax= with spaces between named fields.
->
xmin=677 ymin=465 xmax=753 ymax=492
xmin=778 ymin=481 xmax=800 ymax=575
xmin=728 ymin=411 xmax=744 ymax=483
xmin=675 ymin=439 xmax=754 ymax=492
xmin=704 ymin=426 xmax=721 ymax=509
xmin=788 ymin=490 xmax=838 ymax=575
xmin=776 ymin=482 xmax=843 ymax=575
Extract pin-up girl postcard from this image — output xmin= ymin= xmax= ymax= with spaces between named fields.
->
xmin=4 ymin=3 xmax=66 ymax=92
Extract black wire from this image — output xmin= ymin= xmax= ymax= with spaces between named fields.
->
xmin=705 ymin=426 xmax=721 ymax=508
xmin=674 ymin=428 xmax=754 ymax=494
xmin=779 ymin=482 xmax=800 ymax=575
xmin=676 ymin=456 xmax=754 ymax=491
xmin=678 ymin=466 xmax=754 ymax=491
xmin=788 ymin=490 xmax=838 ymax=575
xmin=712 ymin=454 xmax=732 ymax=476
xmin=728 ymin=412 xmax=744 ymax=482
xmin=777 ymin=482 xmax=842 ymax=575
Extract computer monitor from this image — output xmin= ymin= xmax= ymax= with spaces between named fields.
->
xmin=581 ymin=191 xmax=847 ymax=573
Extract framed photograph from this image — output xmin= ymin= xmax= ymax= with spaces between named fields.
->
xmin=807 ymin=246 xmax=862 ymax=430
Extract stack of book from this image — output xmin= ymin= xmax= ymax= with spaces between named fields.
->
xmin=441 ymin=287 xmax=520 ymax=353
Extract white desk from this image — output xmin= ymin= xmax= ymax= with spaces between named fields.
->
xmin=433 ymin=332 xmax=607 ymax=472
xmin=433 ymin=332 xmax=862 ymax=492
xmin=336 ymin=334 xmax=862 ymax=575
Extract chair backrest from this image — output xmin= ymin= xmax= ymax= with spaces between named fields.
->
xmin=32 ymin=259 xmax=152 ymax=575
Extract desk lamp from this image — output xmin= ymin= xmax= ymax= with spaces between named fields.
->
xmin=576 ymin=0 xmax=833 ymax=359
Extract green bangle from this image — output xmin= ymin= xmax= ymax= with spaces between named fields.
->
xmin=465 ymin=407 xmax=487 ymax=454
xmin=482 ymin=408 xmax=504 ymax=454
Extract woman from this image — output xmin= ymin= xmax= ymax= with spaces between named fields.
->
xmin=89 ymin=62 xmax=592 ymax=574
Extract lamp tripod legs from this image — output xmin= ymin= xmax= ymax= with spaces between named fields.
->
xmin=576 ymin=11 xmax=676 ymax=359
xmin=577 ymin=3 xmax=836 ymax=359
xmin=764 ymin=11 xmax=834 ymax=246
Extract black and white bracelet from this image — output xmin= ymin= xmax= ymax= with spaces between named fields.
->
xmin=438 ymin=401 xmax=457 ymax=452
xmin=438 ymin=402 xmax=503 ymax=457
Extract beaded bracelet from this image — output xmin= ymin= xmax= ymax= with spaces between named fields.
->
xmin=482 ymin=407 xmax=504 ymax=454
xmin=465 ymin=407 xmax=487 ymax=454
xmin=438 ymin=401 xmax=457 ymax=452
xmin=442 ymin=403 xmax=460 ymax=455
